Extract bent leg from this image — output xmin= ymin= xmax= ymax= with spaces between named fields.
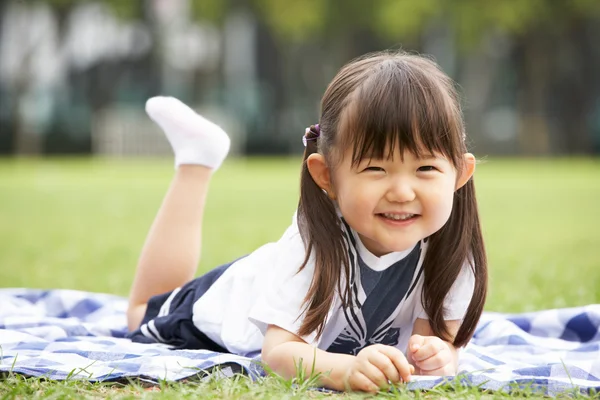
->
xmin=127 ymin=165 xmax=212 ymax=330
xmin=127 ymin=96 xmax=230 ymax=330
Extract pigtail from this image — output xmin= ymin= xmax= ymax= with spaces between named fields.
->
xmin=296 ymin=126 xmax=352 ymax=338
xmin=421 ymin=177 xmax=488 ymax=347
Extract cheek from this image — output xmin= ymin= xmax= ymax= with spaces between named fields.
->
xmin=334 ymin=176 xmax=368 ymax=206
xmin=438 ymin=195 xmax=455 ymax=222
xmin=337 ymin=187 xmax=364 ymax=210
xmin=428 ymin=184 xmax=456 ymax=222
xmin=335 ymin=186 xmax=377 ymax=224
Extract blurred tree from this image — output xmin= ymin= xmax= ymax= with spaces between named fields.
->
xmin=447 ymin=0 xmax=600 ymax=154
xmin=34 ymin=0 xmax=141 ymax=26
xmin=8 ymin=0 xmax=144 ymax=155
xmin=6 ymin=0 xmax=599 ymax=154
xmin=191 ymin=0 xmax=600 ymax=154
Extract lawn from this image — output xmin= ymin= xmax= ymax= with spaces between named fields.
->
xmin=0 ymin=156 xmax=599 ymax=398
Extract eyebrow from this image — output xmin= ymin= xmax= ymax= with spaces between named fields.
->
xmin=415 ymin=152 xmax=448 ymax=161
xmin=417 ymin=155 xmax=441 ymax=161
xmin=356 ymin=148 xmax=448 ymax=163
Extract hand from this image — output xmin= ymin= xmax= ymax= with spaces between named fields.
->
xmin=408 ymin=335 xmax=457 ymax=376
xmin=343 ymin=344 xmax=414 ymax=393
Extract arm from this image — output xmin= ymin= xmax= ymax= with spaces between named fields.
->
xmin=262 ymin=325 xmax=413 ymax=392
xmin=261 ymin=325 xmax=354 ymax=390
xmin=407 ymin=318 xmax=460 ymax=376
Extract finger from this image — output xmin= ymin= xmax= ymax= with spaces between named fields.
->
xmin=408 ymin=334 xmax=426 ymax=353
xmin=417 ymin=364 xmax=456 ymax=377
xmin=350 ymin=371 xmax=380 ymax=393
xmin=360 ymin=361 xmax=390 ymax=389
xmin=375 ymin=346 xmax=413 ymax=382
xmin=414 ymin=350 xmax=452 ymax=372
xmin=366 ymin=351 xmax=400 ymax=383
xmin=411 ymin=340 xmax=447 ymax=362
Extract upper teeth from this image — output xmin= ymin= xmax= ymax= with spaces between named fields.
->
xmin=383 ymin=213 xmax=414 ymax=220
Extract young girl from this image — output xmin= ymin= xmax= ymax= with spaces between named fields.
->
xmin=126 ymin=51 xmax=487 ymax=393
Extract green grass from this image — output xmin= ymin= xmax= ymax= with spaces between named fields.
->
xmin=0 ymin=156 xmax=599 ymax=399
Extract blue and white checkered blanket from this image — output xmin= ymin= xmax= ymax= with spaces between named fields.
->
xmin=0 ymin=289 xmax=598 ymax=395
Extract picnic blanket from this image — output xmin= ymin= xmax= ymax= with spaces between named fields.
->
xmin=0 ymin=289 xmax=598 ymax=395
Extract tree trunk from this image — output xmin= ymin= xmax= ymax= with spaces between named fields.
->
xmin=515 ymin=30 xmax=552 ymax=155
xmin=12 ymin=3 xmax=42 ymax=155
xmin=556 ymin=18 xmax=596 ymax=154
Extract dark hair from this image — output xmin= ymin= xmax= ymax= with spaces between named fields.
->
xmin=296 ymin=51 xmax=487 ymax=348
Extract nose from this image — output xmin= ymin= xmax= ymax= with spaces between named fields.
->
xmin=386 ymin=177 xmax=416 ymax=203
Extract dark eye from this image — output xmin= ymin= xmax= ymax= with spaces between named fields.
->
xmin=364 ymin=166 xmax=385 ymax=172
xmin=418 ymin=166 xmax=437 ymax=172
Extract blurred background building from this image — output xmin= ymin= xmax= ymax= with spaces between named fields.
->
xmin=1 ymin=0 xmax=599 ymax=156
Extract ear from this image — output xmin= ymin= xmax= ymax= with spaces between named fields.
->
xmin=306 ymin=153 xmax=336 ymax=200
xmin=455 ymin=153 xmax=476 ymax=190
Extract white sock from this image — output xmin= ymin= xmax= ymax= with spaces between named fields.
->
xmin=145 ymin=96 xmax=231 ymax=170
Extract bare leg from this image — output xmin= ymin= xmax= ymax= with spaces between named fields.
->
xmin=126 ymin=96 xmax=230 ymax=331
xmin=127 ymin=166 xmax=212 ymax=330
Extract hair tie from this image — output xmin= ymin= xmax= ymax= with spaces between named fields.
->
xmin=302 ymin=124 xmax=320 ymax=147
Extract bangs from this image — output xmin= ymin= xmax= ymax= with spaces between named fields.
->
xmin=337 ymin=59 xmax=465 ymax=167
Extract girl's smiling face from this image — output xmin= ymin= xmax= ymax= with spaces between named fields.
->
xmin=327 ymin=147 xmax=473 ymax=257
xmin=305 ymin=54 xmax=476 ymax=257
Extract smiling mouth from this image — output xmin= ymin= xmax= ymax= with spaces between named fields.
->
xmin=379 ymin=213 xmax=419 ymax=221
